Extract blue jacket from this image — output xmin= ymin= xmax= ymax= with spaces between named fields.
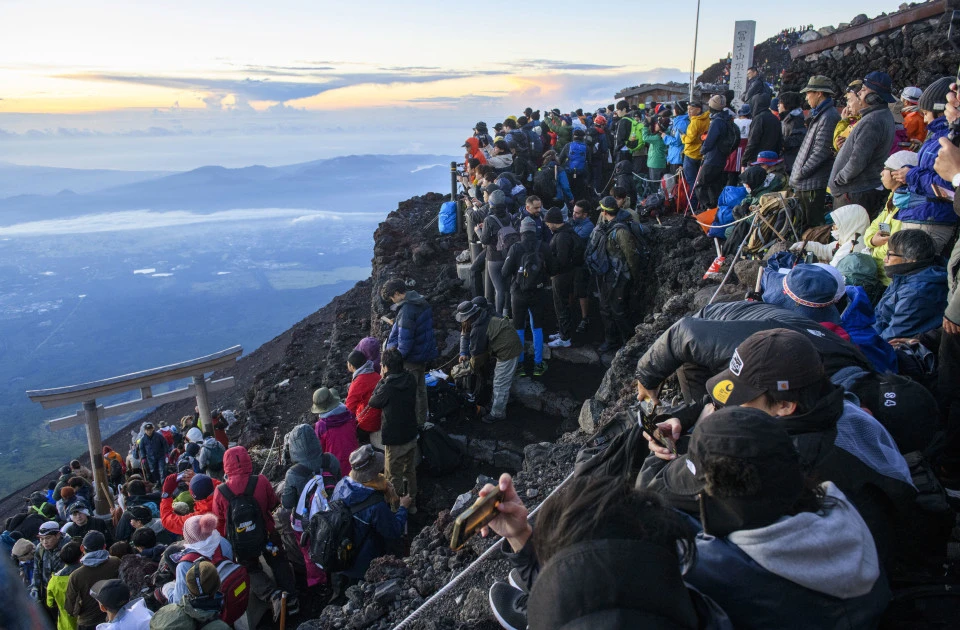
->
xmin=874 ymin=264 xmax=948 ymax=340
xmin=700 ymin=110 xmax=732 ymax=167
xmin=903 ymin=117 xmax=959 ymax=225
xmin=841 ymin=286 xmax=898 ymax=373
xmin=386 ymin=290 xmax=438 ymax=364
xmin=665 ymin=114 xmax=690 ymax=165
xmin=570 ymin=215 xmax=594 ymax=240
xmin=135 ymin=431 xmax=169 ymax=466
xmin=330 ymin=476 xmax=406 ymax=580
xmin=708 ymin=186 xmax=747 ymax=238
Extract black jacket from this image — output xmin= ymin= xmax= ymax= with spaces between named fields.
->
xmin=367 ymin=370 xmax=419 ymax=445
xmin=502 ymin=233 xmax=549 ymax=293
xmin=614 ymin=116 xmax=633 ymax=154
xmin=5 ymin=509 xmax=47 ymax=540
xmin=480 ymin=209 xmax=513 ymax=262
xmin=780 ymin=109 xmax=807 ymax=173
xmin=63 ymin=516 xmax=113 ymax=547
xmin=742 ymin=74 xmax=770 ymax=104
xmin=743 ymin=94 xmax=782 ymax=166
xmin=548 ymin=223 xmax=582 ymax=276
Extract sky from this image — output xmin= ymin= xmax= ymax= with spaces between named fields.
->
xmin=0 ymin=0 xmax=909 ymax=170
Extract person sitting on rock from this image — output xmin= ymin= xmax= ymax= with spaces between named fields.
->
xmin=790 ymin=204 xmax=870 ymax=267
xmin=311 ymin=387 xmax=358 ymax=477
xmin=128 ymin=504 xmax=175 ymax=546
xmin=679 ymin=406 xmax=890 ymax=629
xmin=874 ymin=229 xmax=947 ymax=344
xmin=761 ymin=263 xmax=847 ymax=327
xmin=483 ymin=473 xmax=728 ymax=630
xmin=64 ymin=503 xmax=113 ymax=547
xmin=345 ymin=350 xmax=383 ymax=447
xmin=159 ymin=472 xmax=219 ymax=537
xmin=456 ymin=299 xmax=523 ymax=424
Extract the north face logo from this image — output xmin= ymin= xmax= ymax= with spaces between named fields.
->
xmin=729 ymin=350 xmax=744 ymax=376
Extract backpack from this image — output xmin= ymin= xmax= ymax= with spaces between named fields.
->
xmin=292 ymin=473 xmax=331 ymax=534
xmin=179 ymin=547 xmax=250 ymax=626
xmin=304 ymin=491 xmax=384 ymax=572
xmin=584 ymin=221 xmax=648 ymax=276
xmin=201 ymin=441 xmax=225 ymax=472
xmin=418 ymin=423 xmax=464 ymax=476
xmin=426 ymin=382 xmax=462 ymax=423
xmin=490 ymin=215 xmax=519 ymax=253
xmin=217 ymin=476 xmax=268 ymax=562
xmin=516 ymin=243 xmax=547 ymax=292
xmin=533 ymin=166 xmax=558 ymax=202
xmin=526 ymin=126 xmax=543 ymax=156
xmin=567 ymin=141 xmax=587 ymax=174
xmin=716 ymin=116 xmax=740 ymax=156
xmin=613 ymin=159 xmax=634 ymax=191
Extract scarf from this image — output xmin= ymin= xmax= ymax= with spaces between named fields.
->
xmin=363 ymin=474 xmax=399 ymax=507
xmin=809 ymin=97 xmax=834 ymax=120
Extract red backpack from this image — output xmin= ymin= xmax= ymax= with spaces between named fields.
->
xmin=179 ymin=546 xmax=250 ymax=625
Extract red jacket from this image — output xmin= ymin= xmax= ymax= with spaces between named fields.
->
xmin=346 ymin=372 xmax=382 ymax=433
xmin=160 ymin=491 xmax=221 ymax=536
xmin=213 ymin=446 xmax=280 ymax=535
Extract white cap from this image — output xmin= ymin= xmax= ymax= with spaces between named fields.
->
xmin=186 ymin=427 xmax=203 ymax=443
xmin=901 ymin=86 xmax=922 ymax=102
xmin=884 ymin=150 xmax=919 ymax=171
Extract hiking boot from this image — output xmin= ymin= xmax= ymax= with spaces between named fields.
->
xmin=508 ymin=569 xmax=529 ymax=593
xmin=516 ymin=365 xmax=527 ymax=378
xmin=547 ymin=337 xmax=571 ymax=348
xmin=576 ymin=318 xmax=590 ymax=334
xmin=489 ymin=581 xmax=528 ymax=630
xmin=533 ymin=362 xmax=548 ymax=376
xmin=548 ymin=331 xmax=563 ymax=341
xmin=481 ymin=413 xmax=505 ymax=424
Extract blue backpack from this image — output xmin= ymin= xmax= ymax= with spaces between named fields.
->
xmin=567 ymin=142 xmax=588 ymax=174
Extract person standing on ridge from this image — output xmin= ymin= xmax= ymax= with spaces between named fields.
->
xmin=381 ymin=278 xmax=438 ymax=427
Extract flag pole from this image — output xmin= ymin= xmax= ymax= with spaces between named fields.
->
xmin=689 ymin=0 xmax=701 ymax=101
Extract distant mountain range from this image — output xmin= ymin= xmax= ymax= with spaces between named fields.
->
xmin=0 ymin=154 xmax=457 ymax=223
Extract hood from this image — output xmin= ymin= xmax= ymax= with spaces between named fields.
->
xmin=528 ymin=539 xmax=698 ymax=629
xmin=520 ymin=232 xmax=540 ymax=249
xmin=223 ymin=446 xmax=252 ymax=479
xmin=81 ymin=549 xmax=110 ymax=567
xmin=381 ymin=370 xmax=416 ymax=393
xmin=728 ymin=482 xmax=880 ymax=598
xmin=186 ymin=531 xmax=225 ymax=559
xmin=352 ymin=360 xmax=376 ymax=379
xmin=750 ymin=92 xmax=772 ymax=113
xmin=778 ymin=382 xmax=844 ymax=437
xmin=394 ymin=290 xmax=427 ymax=312
xmin=831 ymin=204 xmax=870 ymax=244
xmin=318 ymin=403 xmax=353 ymax=427
xmin=840 ymin=284 xmax=877 ymax=330
xmin=288 ymin=424 xmax=325 ymax=470
xmin=354 ymin=337 xmax=381 ymax=370
xmin=179 ymin=595 xmax=223 ymax=622
xmin=331 ymin=475 xmax=377 ymax=506
xmin=464 ymin=137 xmax=480 ymax=153
xmin=691 ymin=111 xmax=710 ymax=122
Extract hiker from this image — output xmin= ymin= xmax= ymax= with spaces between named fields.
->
xmin=64 ymin=504 xmax=113 ymax=547
xmin=89 ymin=579 xmax=152 ymax=628
xmin=69 ymin=460 xmax=93 ymax=484
xmin=366 ymin=349 xmax=420 ymax=513
xmin=778 ymin=91 xmax=806 ymax=173
xmin=640 ymin=115 xmax=667 ymax=184
xmin=463 ymin=137 xmax=487 ymax=165
xmin=588 ymin=198 xmax=644 ymax=352
xmin=791 ymin=204 xmax=870 ymax=267
xmin=160 ymin=473 xmax=219 ymax=537
xmin=762 ymin=263 xmax=847 ymax=326
xmin=46 ymin=541 xmax=82 ymax=630
xmin=535 ymin=150 xmax=573 ymax=209
xmin=889 ymin=76 xmax=959 ymax=253
xmin=353 ymin=336 xmax=382 ymax=373
xmin=867 ymin=151 xmax=917 ymax=285
xmin=480 ymin=189 xmax=515 ymax=317
xmin=518 ymin=195 xmax=549 ymax=244
xmin=312 ymin=386 xmax=358 ymax=477
xmin=570 ymin=201 xmax=595 ymax=334
xmin=681 ymin=101 xmax=710 ymax=193
xmin=559 ymin=129 xmax=591 ymax=201
xmin=150 ymin=560 xmax=230 ymax=630
xmin=679 ymin=406 xmax=890 ymax=629
xmin=829 ymin=72 xmax=896 ymax=215
xmin=742 ymin=92 xmax=782 ymax=169
xmin=12 ymin=538 xmax=35 ymax=589
xmin=176 ymin=442 xmax=203 ymax=475
xmin=196 ymin=437 xmax=225 ymax=481
xmin=345 ymin=350 xmax=383 ymax=447
xmin=130 ymin=528 xmax=166 ymax=563
xmin=693 ymin=95 xmax=735 ymax=210
xmin=102 ymin=447 xmax=126 ymax=485
xmin=127 ymin=504 xmax=175 ymax=546
xmin=790 ymin=75 xmax=841 ymax=228
xmin=611 ymin=186 xmax=638 ymax=222
xmin=329 ymin=445 xmax=411 ymax=584
xmin=639 ymin=329 xmax=915 ymax=563
xmin=487 ymin=139 xmax=515 ymax=174
xmin=382 ymin=277 xmax=438 ymax=427
xmin=6 ymin=491 xmax=50 ymax=541
xmin=213 ymin=445 xmax=298 ymax=614
xmin=165 ymin=514 xmax=236 ymax=609
xmin=32 ymin=521 xmax=68 ymax=611
xmin=501 ymin=217 xmax=549 ymax=377
xmin=65 ymin=531 xmax=121 ymax=630
xmin=874 ymin=229 xmax=947 ymax=343
xmin=134 ymin=423 xmax=169 ymax=484
xmin=483 ymin=473 xmax=727 ymax=630
xmin=742 ymin=153 xmax=787 ymax=203
xmin=113 ymin=480 xmax=160 ymax=543
xmin=544 ymin=206 xmax=583 ymax=349
xmin=741 ymin=66 xmax=770 ymax=104
xmin=456 ymin=300 xmax=522 ymax=424
xmin=664 ymin=101 xmax=690 ymax=171
xmin=900 ymin=86 xmax=925 ymax=145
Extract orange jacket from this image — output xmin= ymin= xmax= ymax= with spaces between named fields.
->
xmin=464 ymin=137 xmax=487 ymax=165
xmin=902 ymin=109 xmax=925 ymax=143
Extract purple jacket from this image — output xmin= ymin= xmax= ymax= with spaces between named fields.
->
xmin=315 ymin=404 xmax=358 ymax=476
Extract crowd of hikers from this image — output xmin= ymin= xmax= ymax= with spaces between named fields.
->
xmin=4 ymin=62 xmax=960 ymax=630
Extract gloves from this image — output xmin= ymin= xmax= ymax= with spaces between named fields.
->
xmin=161 ymin=473 xmax=179 ymax=497
xmin=789 ymin=241 xmax=804 ymax=253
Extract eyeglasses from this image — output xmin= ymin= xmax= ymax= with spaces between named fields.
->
xmin=885 ymin=251 xmax=904 ymax=258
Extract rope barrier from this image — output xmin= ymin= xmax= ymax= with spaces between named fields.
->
xmin=690 ymin=209 xmax=759 ymax=230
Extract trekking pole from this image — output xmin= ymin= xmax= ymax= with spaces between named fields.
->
xmin=708 ymin=210 xmax=760 ymax=305
xmin=777 ymin=192 xmax=801 ymax=242
xmin=279 ymin=592 xmax=287 ymax=630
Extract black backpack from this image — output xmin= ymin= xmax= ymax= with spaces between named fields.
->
xmin=516 ymin=243 xmax=546 ymax=292
xmin=218 ymin=476 xmax=268 ymax=562
xmin=533 ymin=166 xmax=558 ymax=202
xmin=716 ymin=116 xmax=740 ymax=156
xmin=419 ymin=423 xmax=464 ymax=476
xmin=305 ymin=492 xmax=384 ymax=572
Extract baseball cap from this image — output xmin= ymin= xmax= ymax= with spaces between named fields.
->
xmin=90 ymin=579 xmax=130 ymax=612
xmin=900 ymin=86 xmax=922 ymax=102
xmin=69 ymin=502 xmax=90 ymax=516
xmin=705 ymin=328 xmax=824 ymax=408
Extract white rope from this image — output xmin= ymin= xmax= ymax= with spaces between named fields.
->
xmin=691 ymin=209 xmax=758 ymax=230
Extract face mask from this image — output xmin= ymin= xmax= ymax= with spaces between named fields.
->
xmin=743 ymin=185 xmax=752 ymax=194
xmin=830 ymin=229 xmax=840 ymax=241
xmin=893 ymin=190 xmax=912 ymax=208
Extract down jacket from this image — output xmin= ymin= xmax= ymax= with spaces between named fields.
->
xmin=385 ymin=290 xmax=438 ymax=364
xmin=213 ymin=446 xmax=280 ymax=535
xmin=874 ymin=263 xmax=948 ymax=341
xmin=329 ymin=477 xmax=406 ymax=580
xmin=902 ymin=116 xmax=959 ymax=225
xmin=790 ymin=98 xmax=841 ymax=191
xmin=829 ymin=103 xmax=895 ymax=195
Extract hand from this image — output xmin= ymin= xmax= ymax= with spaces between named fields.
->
xmin=947 ymin=86 xmax=960 ymax=125
xmin=636 ymin=381 xmax=660 ymax=406
xmin=789 ymin=241 xmax=804 ymax=252
xmin=869 ymin=233 xmax=889 ymax=247
xmin=836 ymin=135 xmax=847 ymax=149
xmin=180 ymin=469 xmax=195 ymax=484
xmin=945 ymin=316 xmax=960 ymax=335
xmin=162 ymin=473 xmax=179 ymax=495
xmin=399 ymin=495 xmax=413 ymax=509
xmin=479 ymin=473 xmax=531 ymax=552
xmin=643 ymin=418 xmax=682 ymax=461
xmin=892 ymin=167 xmax=910 ymax=185
xmin=887 ymin=337 xmax=919 ymax=347
xmin=935 ymin=137 xmax=960 ymax=182
xmin=459 ymin=355 xmax=469 ymax=364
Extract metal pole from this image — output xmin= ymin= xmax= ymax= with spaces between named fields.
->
xmin=82 ymin=400 xmax=110 ymax=515
xmin=689 ymin=0 xmax=701 ymax=101
xmin=193 ymin=374 xmax=214 ymax=435
xmin=708 ymin=211 xmax=760 ymax=305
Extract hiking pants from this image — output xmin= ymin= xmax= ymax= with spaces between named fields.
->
xmin=512 ymin=290 xmax=545 ymax=366
xmin=404 ymin=361 xmax=427 ymax=426
xmin=599 ymin=276 xmax=633 ymax=345
xmin=551 ymin=272 xmax=575 ymax=340
xmin=939 ymin=330 xmax=960 ymax=473
xmin=385 ymin=438 xmax=418 ymax=502
xmin=795 ymin=188 xmax=827 ymax=229
xmin=682 ymin=156 xmax=701 ymax=201
xmin=490 ymin=357 xmax=518 ymax=418
xmin=485 ymin=259 xmax=508 ymax=316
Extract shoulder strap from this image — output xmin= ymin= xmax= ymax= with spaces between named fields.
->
xmin=349 ymin=491 xmax=385 ymax=515
xmin=243 ymin=475 xmax=259 ymax=498
xmin=490 ymin=215 xmax=503 ymax=229
xmin=218 ymin=483 xmax=235 ymax=502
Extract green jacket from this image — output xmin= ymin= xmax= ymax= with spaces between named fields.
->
xmin=46 ymin=566 xmax=79 ymax=630
xmin=744 ymin=172 xmax=787 ymax=207
xmin=544 ymin=116 xmax=572 ymax=152
xmin=486 ymin=316 xmax=522 ymax=361
xmin=640 ymin=126 xmax=667 ymax=169
xmin=150 ymin=597 xmax=231 ymax=630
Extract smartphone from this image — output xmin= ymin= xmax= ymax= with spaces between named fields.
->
xmin=878 ymin=222 xmax=891 ymax=236
xmin=638 ymin=411 xmax=677 ymax=455
xmin=379 ymin=315 xmax=394 ymax=325
xmin=450 ymin=488 xmax=503 ymax=551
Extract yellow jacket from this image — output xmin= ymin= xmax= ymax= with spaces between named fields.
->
xmin=864 ymin=195 xmax=904 ymax=286
xmin=682 ymin=112 xmax=711 ymax=160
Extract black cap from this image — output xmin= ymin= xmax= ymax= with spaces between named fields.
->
xmin=90 ymin=579 xmax=130 ymax=611
xmin=544 ymin=207 xmax=564 ymax=224
xmin=82 ymin=530 xmax=106 ymax=551
xmin=705 ymin=329 xmax=823 ymax=407
xmin=599 ymin=196 xmax=617 ymax=213
xmin=128 ymin=505 xmax=152 ymax=523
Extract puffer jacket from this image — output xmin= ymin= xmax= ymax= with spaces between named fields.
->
xmin=902 ymin=117 xmax=959 ymax=225
xmin=841 ymin=285 xmax=898 ymax=373
xmin=329 ymin=476 xmax=406 ymax=580
xmin=780 ymin=109 xmax=807 ymax=173
xmin=345 ymin=362 xmax=382 ymax=432
xmin=213 ymin=446 xmax=280 ymax=535
xmin=315 ymin=403 xmax=358 ymax=477
xmin=791 ymin=98 xmax=841 ymax=191
xmin=281 ymin=424 xmax=341 ymax=510
xmin=874 ymin=263 xmax=948 ymax=340
xmin=385 ymin=290 xmax=438 ymax=364
xmin=829 ymin=103 xmax=895 ymax=195
xmin=367 ymin=370 xmax=419 ymax=446
xmin=685 ymin=483 xmax=890 ymax=630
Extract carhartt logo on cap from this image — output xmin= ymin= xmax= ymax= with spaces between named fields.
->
xmin=729 ymin=350 xmax=743 ymax=376
xmin=712 ymin=379 xmax=734 ymax=404
xmin=777 ymin=381 xmax=789 ymax=391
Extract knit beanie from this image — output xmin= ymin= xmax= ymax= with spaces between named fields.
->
xmin=708 ymin=94 xmax=726 ymax=111
xmin=182 ymin=513 xmax=218 ymax=545
xmin=185 ymin=442 xmax=200 ymax=457
xmin=520 ymin=217 xmax=537 ymax=234
xmin=884 ymin=150 xmax=920 ymax=171
xmin=544 ymin=207 xmax=564 ymax=224
xmin=189 ymin=474 xmax=214 ymax=500
xmin=918 ymin=76 xmax=952 ymax=114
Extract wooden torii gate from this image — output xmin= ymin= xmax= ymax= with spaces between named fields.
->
xmin=26 ymin=345 xmax=242 ymax=514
